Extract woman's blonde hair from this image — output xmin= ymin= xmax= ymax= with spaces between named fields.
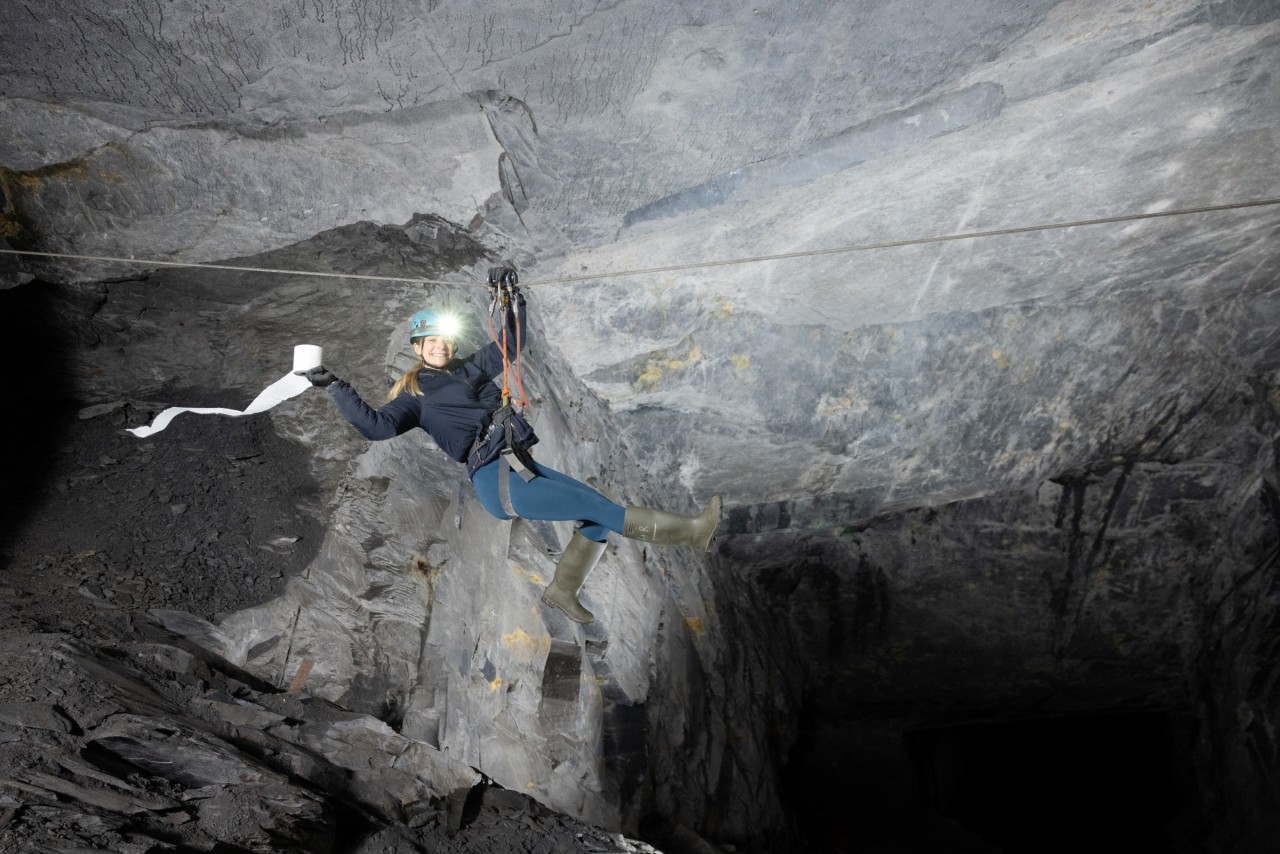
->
xmin=386 ymin=366 xmax=423 ymax=401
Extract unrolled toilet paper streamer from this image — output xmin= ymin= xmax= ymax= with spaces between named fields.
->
xmin=127 ymin=345 xmax=323 ymax=438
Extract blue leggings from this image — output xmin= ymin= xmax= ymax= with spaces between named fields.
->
xmin=470 ymin=458 xmax=625 ymax=542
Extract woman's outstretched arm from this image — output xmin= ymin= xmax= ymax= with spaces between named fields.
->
xmin=328 ymin=380 xmax=421 ymax=440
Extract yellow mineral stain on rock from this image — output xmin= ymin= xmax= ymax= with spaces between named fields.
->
xmin=503 ymin=627 xmax=551 ymax=658
xmin=489 ymin=677 xmax=503 ymax=691
xmin=511 ymin=563 xmax=545 ymax=586
xmin=730 ymin=354 xmax=750 ymax=371
xmin=816 ymin=396 xmax=853 ymax=416
xmin=635 ymin=365 xmax=664 ymax=390
xmin=635 ymin=344 xmax=704 ymax=391
xmin=991 ymin=349 xmax=1010 ymax=370
xmin=9 ymin=161 xmax=97 ymax=195
xmin=684 ymin=617 xmax=705 ymax=635
xmin=717 ymin=301 xmax=734 ymax=317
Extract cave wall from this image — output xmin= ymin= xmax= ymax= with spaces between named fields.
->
xmin=710 ymin=388 xmax=1280 ymax=850
xmin=2 ymin=1 xmax=1280 ymax=851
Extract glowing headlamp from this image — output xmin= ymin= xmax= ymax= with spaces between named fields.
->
xmin=408 ymin=307 xmax=463 ymax=342
xmin=434 ymin=313 xmax=461 ymax=340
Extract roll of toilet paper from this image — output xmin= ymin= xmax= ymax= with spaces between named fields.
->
xmin=292 ymin=344 xmax=323 ymax=372
xmin=128 ymin=345 xmax=322 ymax=438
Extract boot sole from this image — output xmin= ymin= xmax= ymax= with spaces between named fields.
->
xmin=541 ymin=593 xmax=594 ymax=624
xmin=694 ymin=495 xmax=723 ymax=551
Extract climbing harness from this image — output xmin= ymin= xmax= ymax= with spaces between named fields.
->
xmin=493 ymin=405 xmax=539 ymax=519
xmin=466 ymin=265 xmax=539 ymax=518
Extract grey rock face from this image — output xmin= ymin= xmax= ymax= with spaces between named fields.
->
xmin=2 ymin=1 xmax=1279 ymax=852
xmin=0 ymin=617 xmax=663 ymax=853
xmin=623 ymin=82 xmax=1010 ymax=227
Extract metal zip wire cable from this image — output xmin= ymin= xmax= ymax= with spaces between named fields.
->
xmin=537 ymin=196 xmax=1280 ymax=285
xmin=1 ymin=196 xmax=1277 ymax=287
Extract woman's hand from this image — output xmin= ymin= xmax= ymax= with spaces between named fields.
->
xmin=487 ymin=265 xmax=519 ymax=289
xmin=296 ymin=366 xmax=340 ymax=388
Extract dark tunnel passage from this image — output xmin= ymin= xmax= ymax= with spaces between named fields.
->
xmin=778 ymin=703 xmax=1195 ymax=852
xmin=907 ymin=710 xmax=1188 ymax=853
xmin=0 ymin=281 xmax=82 ymax=559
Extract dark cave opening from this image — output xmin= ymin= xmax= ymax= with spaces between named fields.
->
xmin=907 ymin=710 xmax=1187 ymax=853
xmin=0 ymin=280 xmax=79 ymax=558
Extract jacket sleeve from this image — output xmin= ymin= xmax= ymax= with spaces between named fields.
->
xmin=327 ymin=380 xmax=420 ymax=440
xmin=470 ymin=291 xmax=528 ymax=381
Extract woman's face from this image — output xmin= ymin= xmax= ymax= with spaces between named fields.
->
xmin=413 ymin=335 xmax=456 ymax=368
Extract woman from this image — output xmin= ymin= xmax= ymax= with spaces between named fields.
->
xmin=299 ymin=269 xmax=720 ymax=624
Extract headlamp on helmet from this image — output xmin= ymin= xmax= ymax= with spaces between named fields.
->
xmin=408 ymin=308 xmax=461 ymax=343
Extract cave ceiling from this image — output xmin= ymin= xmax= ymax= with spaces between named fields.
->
xmin=2 ymin=1 xmax=1277 ymax=528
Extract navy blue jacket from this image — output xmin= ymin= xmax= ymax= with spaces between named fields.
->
xmin=328 ymin=299 xmax=529 ymax=465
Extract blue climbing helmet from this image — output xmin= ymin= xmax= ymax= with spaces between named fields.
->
xmin=407 ymin=308 xmax=461 ymax=342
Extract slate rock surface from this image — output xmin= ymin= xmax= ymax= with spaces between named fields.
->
xmin=1 ymin=1 xmax=1279 ymax=852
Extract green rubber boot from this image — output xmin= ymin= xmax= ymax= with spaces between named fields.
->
xmin=541 ymin=531 xmax=607 ymax=624
xmin=622 ymin=496 xmax=722 ymax=551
